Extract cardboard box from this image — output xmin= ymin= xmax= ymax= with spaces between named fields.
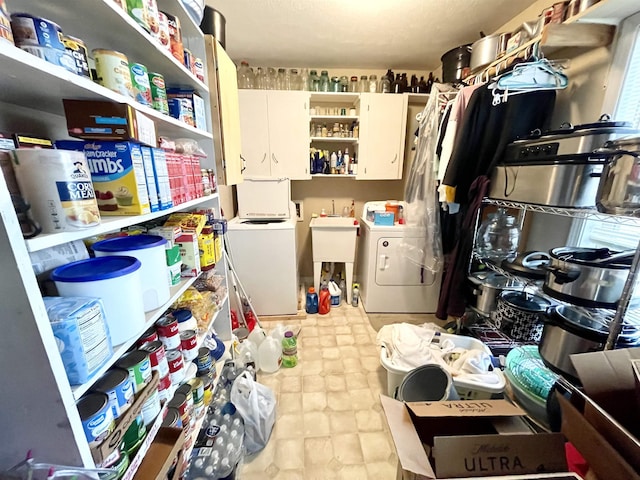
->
xmin=175 ymin=232 xmax=201 ymax=277
xmin=150 ymin=148 xmax=172 ymax=210
xmin=132 ymin=427 xmax=185 ymax=480
xmin=380 ymin=396 xmax=567 ymax=479
xmin=140 ymin=147 xmax=159 ymax=212
xmin=63 ymin=99 xmax=157 ymax=147
xmin=56 ymin=140 xmax=151 ymax=216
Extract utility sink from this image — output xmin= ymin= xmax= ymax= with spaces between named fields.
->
xmin=310 ymin=216 xmax=358 ymax=228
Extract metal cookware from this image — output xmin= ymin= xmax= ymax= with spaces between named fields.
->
xmin=470 ymin=32 xmax=501 ymax=72
xmin=539 ymin=304 xmax=640 ymax=378
xmin=543 ymin=247 xmax=633 ymax=308
xmin=501 ymin=251 xmax=550 ymax=280
xmin=440 ymin=44 xmax=472 ymax=83
xmin=467 ymin=272 xmax=522 ymax=316
xmin=595 ymin=136 xmax=640 ymax=216
xmin=493 ymin=291 xmax=552 ymax=342
xmin=200 ymin=6 xmax=226 ymax=48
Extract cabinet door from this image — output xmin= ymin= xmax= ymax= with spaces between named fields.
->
xmin=357 ymin=93 xmax=408 ymax=180
xmin=238 ymin=90 xmax=271 ymax=178
xmin=267 ymin=91 xmax=311 ymax=180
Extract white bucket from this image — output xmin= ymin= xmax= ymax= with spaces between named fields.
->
xmin=92 ymin=235 xmax=169 ymax=312
xmin=51 ymin=256 xmax=145 ymax=345
xmin=11 ymin=149 xmax=101 ymax=233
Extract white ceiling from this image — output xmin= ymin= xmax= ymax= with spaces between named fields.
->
xmin=205 ymin=0 xmax=539 ymax=70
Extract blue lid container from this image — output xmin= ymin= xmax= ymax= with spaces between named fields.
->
xmin=92 ymin=235 xmax=166 ymax=253
xmin=51 ymin=256 xmax=141 ymax=282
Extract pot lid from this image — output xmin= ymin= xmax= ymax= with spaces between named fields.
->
xmin=501 ymin=251 xmax=550 ymax=280
xmin=604 ymin=134 xmax=640 ymax=150
xmin=549 ymin=247 xmax=633 ymax=269
xmin=550 ymin=305 xmax=640 ymax=343
xmin=517 ymin=114 xmax=633 ymax=141
xmin=500 ymin=291 xmax=551 ymax=312
xmin=469 ymin=271 xmax=521 ymax=288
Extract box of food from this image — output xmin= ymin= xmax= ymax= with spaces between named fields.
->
xmin=55 ymin=140 xmax=151 ymax=215
xmin=63 ymin=99 xmax=157 ymax=147
xmin=150 ymin=148 xmax=172 ymax=210
xmin=175 ymin=232 xmax=200 ymax=277
xmin=140 ymin=147 xmax=159 ymax=212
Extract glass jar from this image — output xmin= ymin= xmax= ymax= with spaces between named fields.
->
xmin=379 ymin=75 xmax=391 ymax=93
xmin=349 ymin=76 xmax=359 ymax=92
xmin=309 ymin=70 xmax=320 ymax=92
xmin=368 ymin=74 xmax=377 ymax=93
xmin=339 ymin=75 xmax=349 ymax=92
xmin=330 ymin=76 xmax=341 ymax=92
xmin=359 ymin=75 xmax=368 ymax=92
xmin=276 ymin=68 xmax=287 ymax=90
xmin=475 ymin=208 xmax=521 ymax=261
xmin=266 ymin=67 xmax=277 ymax=90
xmin=237 ymin=61 xmax=254 ymax=89
xmin=319 ymin=70 xmax=330 ymax=92
xmin=288 ymin=68 xmax=300 ymax=90
xmin=255 ymin=67 xmax=266 ymax=89
xmin=300 ymin=68 xmax=309 ymax=91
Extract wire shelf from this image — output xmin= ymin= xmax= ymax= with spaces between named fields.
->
xmin=483 ymin=198 xmax=640 ymax=226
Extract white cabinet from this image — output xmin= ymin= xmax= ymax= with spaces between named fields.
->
xmin=0 ymin=0 xmax=230 ymax=472
xmin=238 ymin=90 xmax=310 ymax=179
xmin=357 ymin=93 xmax=408 ymax=180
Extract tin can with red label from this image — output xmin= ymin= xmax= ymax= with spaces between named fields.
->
xmin=180 ymin=330 xmax=198 ymax=361
xmin=140 ymin=340 xmax=169 ymax=378
xmin=166 ymin=348 xmax=185 ymax=385
xmin=156 ymin=315 xmax=180 ymax=350
xmin=162 ymin=11 xmax=184 ymax=64
xmin=157 ymin=373 xmax=173 ymax=403
xmin=137 ymin=326 xmax=158 ymax=346
xmin=176 ymin=383 xmax=194 ymax=414
xmin=193 ymin=57 xmax=204 ymax=82
xmin=167 ymin=391 xmax=189 ymax=427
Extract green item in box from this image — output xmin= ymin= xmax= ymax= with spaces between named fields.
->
xmin=166 ymin=245 xmax=181 ymax=266
xmin=123 ymin=413 xmax=146 ymax=451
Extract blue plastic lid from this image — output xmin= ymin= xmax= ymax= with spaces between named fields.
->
xmin=92 ymin=235 xmax=167 ymax=252
xmin=172 ymin=309 xmax=193 ymax=323
xmin=51 ymin=256 xmax=141 ymax=282
xmin=210 ymin=335 xmax=225 ymax=361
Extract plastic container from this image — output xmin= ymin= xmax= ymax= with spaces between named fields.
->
xmin=92 ymin=234 xmax=169 ymax=312
xmin=173 ymin=308 xmax=198 ymax=332
xmin=397 ymin=364 xmax=457 ymax=401
xmin=281 ymin=331 xmax=298 ymax=368
xmin=51 ymin=256 xmax=145 ymax=345
xmin=328 ymin=280 xmax=341 ymax=306
xmin=319 ymin=287 xmax=331 ymax=315
xmin=351 ymin=283 xmax=360 ymax=307
xmin=306 ymin=287 xmax=319 ymax=314
xmin=380 ymin=333 xmax=505 ymax=400
xmin=258 ymin=336 xmax=281 ymax=373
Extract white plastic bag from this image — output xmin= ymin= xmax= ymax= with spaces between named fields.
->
xmin=230 ymin=371 xmax=276 ymax=454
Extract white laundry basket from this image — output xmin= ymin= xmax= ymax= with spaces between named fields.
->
xmin=380 ymin=332 xmax=505 ymax=400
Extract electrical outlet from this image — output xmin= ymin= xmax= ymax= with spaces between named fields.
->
xmin=293 ymin=201 xmax=304 ymax=221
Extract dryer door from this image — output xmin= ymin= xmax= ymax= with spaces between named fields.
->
xmin=375 ymin=237 xmax=436 ymax=286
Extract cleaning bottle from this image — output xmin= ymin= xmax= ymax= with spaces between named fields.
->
xmin=338 ymin=276 xmax=346 ymax=304
xmin=319 ymin=285 xmax=331 ymax=315
xmin=352 ymin=283 xmax=360 ymax=307
xmin=349 ymin=199 xmax=355 ymax=218
xmin=306 ymin=287 xmax=319 ymax=314
xmin=281 ymin=331 xmax=298 ymax=368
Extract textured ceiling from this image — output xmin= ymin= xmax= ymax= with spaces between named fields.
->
xmin=205 ymin=0 xmax=539 ymax=70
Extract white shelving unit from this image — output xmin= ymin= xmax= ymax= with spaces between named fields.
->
xmin=0 ymin=0 xmax=231 ymax=472
xmin=309 ymin=137 xmax=358 ymax=143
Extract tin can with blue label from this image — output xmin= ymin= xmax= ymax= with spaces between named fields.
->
xmin=77 ymin=392 xmax=115 ymax=447
xmin=129 ymin=62 xmax=152 ymax=106
xmin=92 ymin=368 xmax=135 ymax=419
xmin=10 ymin=14 xmax=64 ymax=49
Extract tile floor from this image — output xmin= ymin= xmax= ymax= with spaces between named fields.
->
xmin=238 ymin=304 xmax=400 ymax=480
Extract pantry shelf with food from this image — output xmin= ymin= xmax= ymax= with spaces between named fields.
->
xmin=309 ymin=136 xmax=358 ymax=143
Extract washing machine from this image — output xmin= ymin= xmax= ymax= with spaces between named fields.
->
xmin=358 ymin=201 xmax=442 ymax=313
xmin=225 ymin=178 xmax=298 ymax=316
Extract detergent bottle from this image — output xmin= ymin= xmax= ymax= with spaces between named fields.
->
xmin=306 ymin=287 xmax=319 ymax=314
xmin=319 ymin=285 xmax=331 ymax=315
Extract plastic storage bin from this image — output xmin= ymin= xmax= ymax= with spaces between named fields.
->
xmin=380 ymin=332 xmax=505 ymax=400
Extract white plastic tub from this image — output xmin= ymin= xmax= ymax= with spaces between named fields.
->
xmin=92 ymin=235 xmax=169 ymax=312
xmin=51 ymin=256 xmax=145 ymax=345
xmin=380 ymin=332 xmax=505 ymax=400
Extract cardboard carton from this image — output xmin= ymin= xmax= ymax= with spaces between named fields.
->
xmin=132 ymin=427 xmax=185 ymax=480
xmin=380 ymin=395 xmax=567 ymax=479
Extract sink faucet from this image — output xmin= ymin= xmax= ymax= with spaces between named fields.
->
xmin=332 ymin=199 xmax=335 ymax=216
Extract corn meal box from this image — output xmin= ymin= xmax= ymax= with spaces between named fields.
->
xmin=175 ymin=232 xmax=201 ymax=277
xmin=140 ymin=146 xmax=159 ymax=212
xmin=55 ymin=140 xmax=150 ymax=215
xmin=150 ymin=148 xmax=172 ymax=210
xmin=166 ymin=88 xmax=205 ymax=129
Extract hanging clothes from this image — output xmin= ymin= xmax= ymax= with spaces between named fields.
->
xmin=442 ymin=84 xmax=556 ymax=205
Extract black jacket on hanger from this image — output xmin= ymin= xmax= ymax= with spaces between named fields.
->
xmin=442 ymin=84 xmax=556 ymax=204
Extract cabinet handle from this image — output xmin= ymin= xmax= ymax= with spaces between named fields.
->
xmin=261 ymin=153 xmax=267 ymax=163
xmin=272 ymin=153 xmax=279 ymax=164
xmin=391 ymin=154 xmax=397 ymax=164
xmin=241 ymin=154 xmax=247 ymax=173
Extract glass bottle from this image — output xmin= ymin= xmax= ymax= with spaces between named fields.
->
xmin=255 ymin=67 xmax=266 ymax=89
xmin=276 ymin=68 xmax=286 ymax=90
xmin=391 ymin=73 xmax=402 ymax=94
xmin=266 ymin=67 xmax=277 ymax=90
xmin=288 ymin=68 xmax=299 ymax=90
xmin=309 ymin=69 xmax=320 ymax=92
xmin=426 ymin=72 xmax=434 ymax=93
xmin=417 ymin=76 xmax=428 ymax=93
xmin=368 ymin=74 xmax=377 ymax=93
xmin=339 ymin=75 xmax=349 ymax=92
xmin=349 ymin=76 xmax=359 ymax=92
xmin=319 ymin=70 xmax=330 ymax=92
xmin=410 ymin=74 xmax=418 ymax=93
xmin=475 ymin=208 xmax=521 ymax=261
xmin=379 ymin=75 xmax=391 ymax=93
xmin=300 ymin=68 xmax=309 ymax=91
xmin=237 ymin=61 xmax=255 ymax=89
xmin=400 ymin=73 xmax=408 ymax=92
xmin=330 ymin=76 xmax=340 ymax=92
xmin=359 ymin=75 xmax=368 ymax=92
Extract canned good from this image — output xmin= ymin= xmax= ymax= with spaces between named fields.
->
xmin=157 ymin=373 xmax=173 ymax=403
xmin=141 ymin=388 xmax=161 ymax=426
xmin=111 ymin=450 xmax=129 ymax=480
xmin=148 ymin=72 xmax=169 ymax=114
xmin=0 ymin=1 xmax=14 ymax=45
xmin=137 ymin=326 xmax=158 ymax=346
xmin=176 ymin=383 xmax=194 ymax=414
xmin=166 ymin=348 xmax=185 ymax=385
xmin=188 ymin=377 xmax=204 ymax=405
xmin=163 ymin=12 xmax=184 ymax=64
xmin=115 ymin=350 xmax=152 ymax=393
xmin=167 ymin=391 xmax=190 ymax=426
xmin=63 ymin=35 xmax=90 ymax=78
xmin=11 ymin=14 xmax=64 ymax=49
xmin=180 ymin=330 xmax=198 ymax=361
xmin=161 ymin=407 xmax=182 ymax=428
xmin=183 ymin=47 xmax=192 ymax=71
xmin=93 ymin=49 xmax=134 ymax=98
xmin=125 ymin=0 xmax=149 ymax=31
xmin=123 ymin=413 xmax=146 ymax=456
xmin=156 ymin=12 xmax=170 ymax=51
xmin=193 ymin=57 xmax=204 ymax=82
xmin=140 ymin=340 xmax=169 ymax=377
xmin=145 ymin=0 xmax=160 ymax=37
xmin=129 ymin=62 xmax=152 ymax=106
xmin=77 ymin=392 xmax=115 ymax=447
xmin=195 ymin=347 xmax=212 ymax=371
xmin=156 ymin=314 xmax=180 ymax=350
xmin=92 ymin=368 xmax=134 ymax=419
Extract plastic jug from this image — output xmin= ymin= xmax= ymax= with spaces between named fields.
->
xmin=258 ymin=336 xmax=281 ymax=373
xmin=247 ymin=325 xmax=267 ymax=347
xmin=328 ymin=281 xmax=341 ymax=306
xmin=306 ymin=287 xmax=319 ymax=314
xmin=319 ymin=287 xmax=331 ymax=315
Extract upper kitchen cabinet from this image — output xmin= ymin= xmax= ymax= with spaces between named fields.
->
xmin=357 ymin=93 xmax=408 ymax=180
xmin=206 ymin=36 xmax=244 ymax=186
xmin=238 ymin=90 xmax=311 ymax=179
